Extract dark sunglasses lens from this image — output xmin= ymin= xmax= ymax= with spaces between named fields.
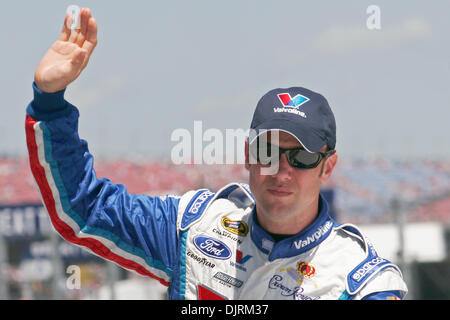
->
xmin=250 ymin=139 xmax=326 ymax=169
xmin=287 ymin=149 xmax=321 ymax=168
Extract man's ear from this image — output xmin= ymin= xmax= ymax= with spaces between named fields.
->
xmin=245 ymin=140 xmax=250 ymax=171
xmin=320 ymin=152 xmax=338 ymax=182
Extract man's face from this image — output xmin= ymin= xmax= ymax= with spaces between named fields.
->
xmin=245 ymin=131 xmax=337 ymax=232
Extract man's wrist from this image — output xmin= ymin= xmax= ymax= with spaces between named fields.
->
xmin=27 ymin=82 xmax=71 ymax=121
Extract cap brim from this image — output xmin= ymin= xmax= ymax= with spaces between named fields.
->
xmin=249 ymin=119 xmax=326 ymax=153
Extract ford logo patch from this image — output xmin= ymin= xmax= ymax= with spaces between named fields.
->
xmin=193 ymin=235 xmax=231 ymax=260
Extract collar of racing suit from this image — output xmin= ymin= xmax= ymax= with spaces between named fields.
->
xmin=249 ymin=193 xmax=337 ymax=261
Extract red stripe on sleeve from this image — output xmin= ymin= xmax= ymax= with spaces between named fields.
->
xmin=25 ymin=115 xmax=170 ymax=287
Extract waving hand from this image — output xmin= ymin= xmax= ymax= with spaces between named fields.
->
xmin=34 ymin=8 xmax=98 ymax=93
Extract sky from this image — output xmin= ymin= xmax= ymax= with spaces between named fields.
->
xmin=1 ymin=0 xmax=449 ymax=161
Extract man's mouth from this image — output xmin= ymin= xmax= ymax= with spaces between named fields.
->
xmin=266 ymin=187 xmax=293 ymax=197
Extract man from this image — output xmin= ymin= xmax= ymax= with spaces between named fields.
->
xmin=25 ymin=8 xmax=407 ymax=300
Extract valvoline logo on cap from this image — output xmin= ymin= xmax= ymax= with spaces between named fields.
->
xmin=277 ymin=93 xmax=310 ymax=109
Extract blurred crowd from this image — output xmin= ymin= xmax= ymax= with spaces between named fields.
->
xmin=1 ymin=156 xmax=449 ymax=225
xmin=327 ymin=157 xmax=450 ymax=224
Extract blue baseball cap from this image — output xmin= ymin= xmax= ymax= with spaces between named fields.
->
xmin=249 ymin=87 xmax=336 ymax=153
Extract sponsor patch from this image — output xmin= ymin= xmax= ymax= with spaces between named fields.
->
xmin=236 ymin=250 xmax=252 ymax=265
xmin=297 ymin=261 xmax=316 ymax=278
xmin=186 ymin=250 xmax=216 ymax=268
xmin=212 ymin=227 xmax=242 ymax=244
xmin=279 ymin=261 xmax=317 ymax=288
xmin=352 ymin=257 xmax=387 ymax=282
xmin=268 ymin=274 xmax=320 ymax=300
xmin=277 ymin=93 xmax=310 ymax=109
xmin=221 ymin=217 xmax=249 ymax=236
xmin=293 ymin=220 xmax=333 ymax=250
xmin=188 ymin=190 xmax=214 ymax=215
xmin=193 ymin=235 xmax=232 ymax=260
xmin=213 ymin=272 xmax=243 ymax=288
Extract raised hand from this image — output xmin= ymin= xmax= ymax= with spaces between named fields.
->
xmin=34 ymin=8 xmax=98 ymax=93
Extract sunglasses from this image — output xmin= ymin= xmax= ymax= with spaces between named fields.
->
xmin=249 ymin=140 xmax=336 ymax=169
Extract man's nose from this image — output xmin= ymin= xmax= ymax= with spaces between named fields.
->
xmin=271 ymin=153 xmax=293 ymax=181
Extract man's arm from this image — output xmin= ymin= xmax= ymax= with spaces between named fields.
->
xmin=26 ymin=8 xmax=179 ymax=286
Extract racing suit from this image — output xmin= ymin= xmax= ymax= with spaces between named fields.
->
xmin=25 ymin=83 xmax=408 ymax=300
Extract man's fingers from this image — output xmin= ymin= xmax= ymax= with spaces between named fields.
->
xmin=75 ymin=8 xmax=91 ymax=47
xmin=68 ymin=8 xmax=86 ymax=44
xmin=58 ymin=8 xmax=97 ymax=55
xmin=58 ymin=14 xmax=71 ymax=41
xmin=82 ymin=16 xmax=98 ymax=56
xmin=68 ymin=18 xmax=80 ymax=43
xmin=79 ymin=8 xmax=90 ymax=37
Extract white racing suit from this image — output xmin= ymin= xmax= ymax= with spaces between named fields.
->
xmin=25 ymin=82 xmax=407 ymax=300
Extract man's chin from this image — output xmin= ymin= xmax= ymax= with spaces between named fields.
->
xmin=261 ymin=197 xmax=294 ymax=215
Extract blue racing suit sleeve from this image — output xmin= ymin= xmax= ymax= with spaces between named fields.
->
xmin=25 ymin=82 xmax=178 ymax=286
xmin=362 ymin=290 xmax=403 ymax=300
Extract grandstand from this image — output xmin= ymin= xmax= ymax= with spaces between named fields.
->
xmin=326 ymin=157 xmax=450 ymax=224
xmin=1 ymin=156 xmax=449 ymax=225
